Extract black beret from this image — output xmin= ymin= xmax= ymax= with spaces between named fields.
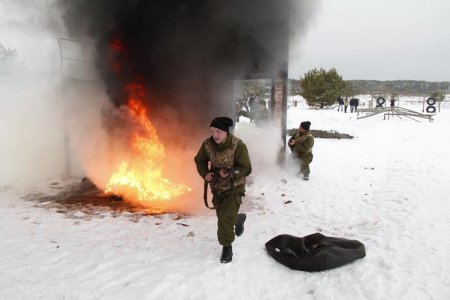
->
xmin=210 ymin=117 xmax=233 ymax=133
xmin=300 ymin=121 xmax=311 ymax=131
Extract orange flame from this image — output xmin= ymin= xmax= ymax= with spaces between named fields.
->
xmin=105 ymin=83 xmax=191 ymax=207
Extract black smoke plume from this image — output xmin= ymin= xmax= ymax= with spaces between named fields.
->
xmin=59 ymin=0 xmax=305 ymax=142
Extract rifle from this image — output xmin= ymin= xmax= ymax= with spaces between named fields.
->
xmin=203 ymin=168 xmax=238 ymax=209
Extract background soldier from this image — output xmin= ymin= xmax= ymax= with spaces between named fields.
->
xmin=288 ymin=121 xmax=314 ymax=180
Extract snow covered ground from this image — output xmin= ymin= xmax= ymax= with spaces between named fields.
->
xmin=1 ymin=97 xmax=449 ymax=299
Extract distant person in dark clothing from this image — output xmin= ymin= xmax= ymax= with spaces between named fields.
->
xmin=337 ymin=97 xmax=344 ymax=111
xmin=350 ymin=98 xmax=355 ymax=113
xmin=248 ymin=96 xmax=256 ymax=112
xmin=390 ymin=98 xmax=396 ymax=107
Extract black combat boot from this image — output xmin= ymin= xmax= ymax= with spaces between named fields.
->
xmin=220 ymin=246 xmax=233 ymax=263
xmin=235 ymin=213 xmax=246 ymax=237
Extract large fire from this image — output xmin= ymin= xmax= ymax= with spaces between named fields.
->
xmin=104 ymin=83 xmax=191 ymax=208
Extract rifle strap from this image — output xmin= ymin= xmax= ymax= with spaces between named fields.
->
xmin=203 ymin=180 xmax=216 ymax=210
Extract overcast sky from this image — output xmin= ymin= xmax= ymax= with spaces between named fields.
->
xmin=1 ymin=0 xmax=449 ymax=82
xmin=289 ymin=0 xmax=450 ymax=81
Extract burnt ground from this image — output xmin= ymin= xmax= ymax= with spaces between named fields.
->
xmin=287 ymin=129 xmax=353 ymax=139
xmin=24 ymin=178 xmax=185 ymax=222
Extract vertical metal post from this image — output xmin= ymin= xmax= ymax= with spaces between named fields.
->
xmin=271 ymin=68 xmax=288 ymax=164
xmin=438 ymin=91 xmax=442 ymax=112
xmin=58 ymin=37 xmax=72 ymax=178
xmin=62 ymin=82 xmax=71 ymax=178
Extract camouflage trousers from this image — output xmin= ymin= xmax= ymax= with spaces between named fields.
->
xmin=298 ymin=153 xmax=313 ymax=177
xmin=213 ymin=192 xmax=242 ymax=247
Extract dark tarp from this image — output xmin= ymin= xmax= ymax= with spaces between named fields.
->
xmin=265 ymin=233 xmax=365 ymax=272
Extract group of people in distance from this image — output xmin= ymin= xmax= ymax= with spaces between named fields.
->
xmin=194 ymin=116 xmax=314 ymax=263
xmin=338 ymin=96 xmax=360 ymax=113
xmin=234 ymin=96 xmax=269 ymax=126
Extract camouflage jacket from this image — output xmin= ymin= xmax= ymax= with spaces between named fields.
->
xmin=288 ymin=131 xmax=314 ymax=157
xmin=194 ymin=134 xmax=252 ymax=195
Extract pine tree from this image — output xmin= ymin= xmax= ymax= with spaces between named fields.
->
xmin=300 ymin=68 xmax=345 ymax=108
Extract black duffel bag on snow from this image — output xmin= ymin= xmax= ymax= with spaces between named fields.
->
xmin=265 ymin=233 xmax=365 ymax=272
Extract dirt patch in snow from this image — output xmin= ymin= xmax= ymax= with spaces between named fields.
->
xmin=24 ymin=179 xmax=182 ymax=221
xmin=287 ymin=129 xmax=353 ymax=139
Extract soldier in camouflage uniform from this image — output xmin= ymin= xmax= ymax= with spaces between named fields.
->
xmin=194 ymin=117 xmax=252 ymax=263
xmin=288 ymin=121 xmax=314 ymax=181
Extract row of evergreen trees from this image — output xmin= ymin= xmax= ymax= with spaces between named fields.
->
xmin=289 ymin=69 xmax=449 ymax=108
xmin=238 ymin=68 xmax=448 ymax=109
